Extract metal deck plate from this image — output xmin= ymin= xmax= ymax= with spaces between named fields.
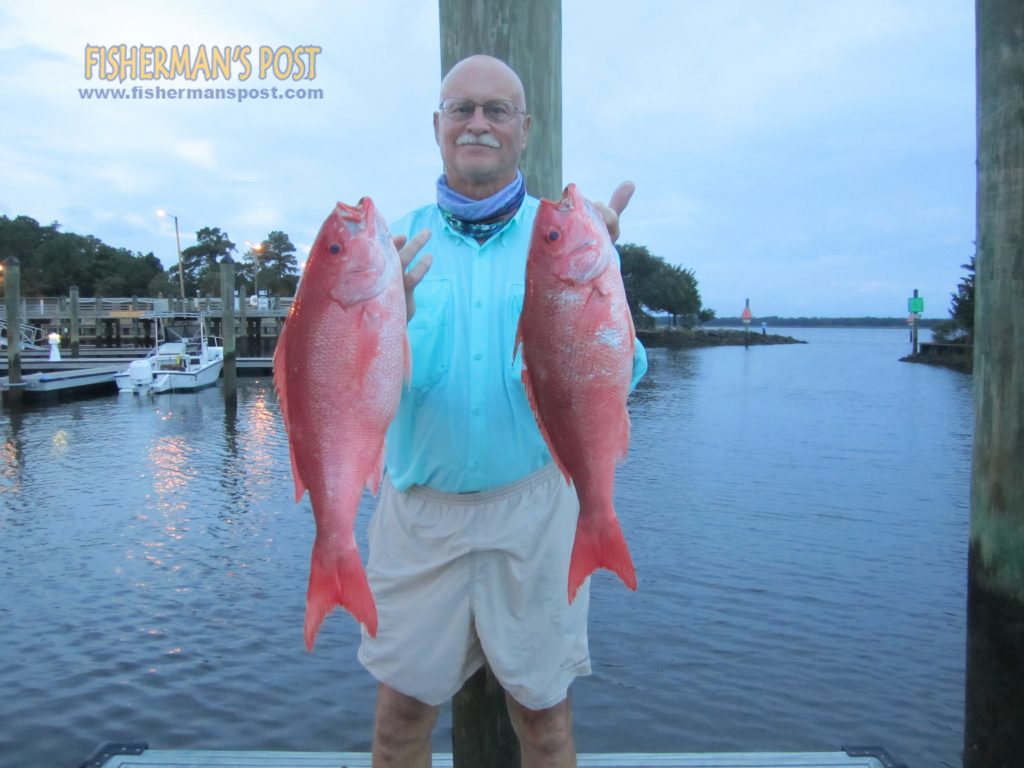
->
xmin=82 ymin=745 xmax=904 ymax=768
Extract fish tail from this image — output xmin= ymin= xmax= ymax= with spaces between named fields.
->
xmin=304 ymin=539 xmax=379 ymax=650
xmin=567 ymin=513 xmax=637 ymax=602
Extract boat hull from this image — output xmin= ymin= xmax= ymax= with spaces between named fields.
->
xmin=115 ymin=359 xmax=223 ymax=394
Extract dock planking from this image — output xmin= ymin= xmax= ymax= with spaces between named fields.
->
xmin=80 ymin=745 xmax=905 ymax=768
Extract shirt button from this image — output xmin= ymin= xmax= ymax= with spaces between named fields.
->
xmin=473 ymin=352 xmax=482 ymax=361
xmin=474 ymin=300 xmax=483 ymax=309
xmin=472 ymin=407 xmax=481 ymax=416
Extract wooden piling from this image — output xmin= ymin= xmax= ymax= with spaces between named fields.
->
xmin=4 ymin=257 xmax=23 ymax=405
xmin=439 ymin=1 xmax=562 ymax=764
xmin=237 ymin=285 xmax=248 ymax=356
xmin=452 ymin=665 xmax=520 ymax=768
xmin=964 ymin=1 xmax=1024 ymax=765
xmin=439 ymin=0 xmax=562 ymax=200
xmin=220 ymin=257 xmax=237 ymax=398
xmin=70 ymin=286 xmax=80 ymax=356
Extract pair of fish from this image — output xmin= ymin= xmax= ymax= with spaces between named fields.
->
xmin=275 ymin=185 xmax=636 ymax=650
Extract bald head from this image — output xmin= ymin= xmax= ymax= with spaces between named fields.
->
xmin=434 ymin=54 xmax=532 ymax=199
xmin=440 ymin=54 xmax=527 ymax=109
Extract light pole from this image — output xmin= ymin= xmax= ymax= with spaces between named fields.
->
xmin=246 ymin=241 xmax=264 ymax=308
xmin=157 ymin=209 xmax=186 ymax=301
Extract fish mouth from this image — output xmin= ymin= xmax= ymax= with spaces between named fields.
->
xmin=539 ymin=183 xmax=583 ymax=212
xmin=335 ymin=199 xmax=372 ymax=234
xmin=567 ymin=239 xmax=598 ymax=255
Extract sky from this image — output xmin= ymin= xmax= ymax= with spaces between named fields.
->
xmin=0 ymin=0 xmax=976 ymax=318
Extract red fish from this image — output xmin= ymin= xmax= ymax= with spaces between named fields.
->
xmin=515 ymin=183 xmax=638 ymax=602
xmin=274 ymin=198 xmax=408 ymax=649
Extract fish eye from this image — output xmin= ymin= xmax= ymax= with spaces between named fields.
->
xmin=546 ymin=229 xmax=560 ymax=242
xmin=329 ymin=243 xmax=341 ymax=254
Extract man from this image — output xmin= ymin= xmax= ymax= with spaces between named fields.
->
xmin=357 ymin=54 xmax=647 ymax=767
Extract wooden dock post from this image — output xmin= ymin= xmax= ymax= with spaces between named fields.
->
xmin=439 ymin=0 xmax=562 ymax=200
xmin=220 ymin=256 xmax=237 ymax=398
xmin=964 ymin=0 xmax=1024 ymax=765
xmin=237 ymin=285 xmax=248 ymax=356
xmin=3 ymin=257 xmax=23 ymax=405
xmin=439 ymin=1 xmax=561 ymax=764
xmin=69 ymin=286 xmax=80 ymax=357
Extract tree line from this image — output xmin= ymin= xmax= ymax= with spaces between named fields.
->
xmin=932 ymin=253 xmax=974 ymax=343
xmin=0 ymin=214 xmax=300 ymax=298
xmin=1 ymin=215 xmax=713 ymax=322
xmin=617 ymin=243 xmax=714 ymax=327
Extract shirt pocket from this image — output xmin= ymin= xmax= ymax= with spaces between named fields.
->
xmin=408 ymin=278 xmax=453 ymax=388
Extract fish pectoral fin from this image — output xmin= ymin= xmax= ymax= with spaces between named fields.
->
xmin=617 ymin=410 xmax=631 ymax=463
xmin=579 ymin=284 xmax=613 ymax=337
xmin=355 ymin=305 xmax=383 ymax=386
xmin=513 ymin=317 xmax=524 ymax=367
xmin=366 ymin=440 xmax=386 ymax=496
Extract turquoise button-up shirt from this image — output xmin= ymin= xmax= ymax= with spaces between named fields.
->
xmin=385 ymin=196 xmax=648 ymax=493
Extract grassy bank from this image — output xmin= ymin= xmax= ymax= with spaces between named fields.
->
xmin=636 ymin=327 xmax=806 ymax=349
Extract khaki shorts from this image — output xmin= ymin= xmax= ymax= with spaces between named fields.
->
xmin=357 ymin=463 xmax=591 ymax=710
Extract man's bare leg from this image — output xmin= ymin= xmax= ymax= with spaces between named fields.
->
xmin=505 ymin=693 xmax=576 ymax=768
xmin=372 ymin=683 xmax=441 ymax=768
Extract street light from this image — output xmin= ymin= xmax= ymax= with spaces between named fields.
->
xmin=246 ymin=240 xmax=264 ymax=307
xmin=156 ymin=209 xmax=186 ymax=301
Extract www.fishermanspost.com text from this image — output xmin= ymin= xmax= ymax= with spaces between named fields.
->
xmin=78 ymin=84 xmax=325 ymax=102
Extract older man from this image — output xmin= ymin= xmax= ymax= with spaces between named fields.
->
xmin=357 ymin=54 xmax=646 ymax=768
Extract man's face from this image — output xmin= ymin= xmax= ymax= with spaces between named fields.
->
xmin=433 ymin=58 xmax=531 ymax=198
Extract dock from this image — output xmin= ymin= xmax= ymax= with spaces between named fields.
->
xmin=80 ymin=744 xmax=906 ymax=768
xmin=0 ymin=350 xmax=275 ymax=376
xmin=1 ymin=365 xmax=123 ymax=401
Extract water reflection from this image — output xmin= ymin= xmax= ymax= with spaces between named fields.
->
xmin=0 ymin=331 xmax=974 ymax=768
xmin=0 ymin=406 xmax=25 ymax=495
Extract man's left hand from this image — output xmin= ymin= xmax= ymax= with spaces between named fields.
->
xmin=591 ymin=180 xmax=635 ymax=243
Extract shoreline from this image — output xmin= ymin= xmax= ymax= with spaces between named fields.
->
xmin=636 ymin=327 xmax=806 ymax=348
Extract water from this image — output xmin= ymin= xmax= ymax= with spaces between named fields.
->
xmin=0 ymin=328 xmax=972 ymax=768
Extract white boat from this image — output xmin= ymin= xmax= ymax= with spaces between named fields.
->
xmin=114 ymin=313 xmax=224 ymax=395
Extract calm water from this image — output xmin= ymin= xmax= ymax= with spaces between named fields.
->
xmin=0 ymin=328 xmax=972 ymax=768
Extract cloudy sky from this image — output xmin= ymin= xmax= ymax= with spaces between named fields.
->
xmin=1 ymin=1 xmax=975 ymax=318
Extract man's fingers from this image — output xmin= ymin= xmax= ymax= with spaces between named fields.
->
xmin=405 ymin=252 xmax=433 ymax=288
xmin=392 ymin=235 xmax=408 ymax=252
xmin=399 ymin=229 xmax=432 ymax=269
xmin=608 ymin=181 xmax=635 ymax=217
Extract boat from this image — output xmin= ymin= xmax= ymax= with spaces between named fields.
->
xmin=113 ymin=313 xmax=224 ymax=395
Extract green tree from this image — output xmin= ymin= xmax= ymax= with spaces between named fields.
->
xmin=651 ymin=263 xmax=701 ymax=326
xmin=181 ymin=227 xmax=235 ymax=296
xmin=617 ymin=243 xmax=663 ymax=328
xmin=256 ymin=230 xmax=300 ymax=295
xmin=0 ymin=214 xmax=167 ymax=297
xmin=950 ymin=253 xmax=975 ymax=338
xmin=617 ymin=242 xmax=705 ymax=328
xmin=933 ymin=253 xmax=976 ymax=343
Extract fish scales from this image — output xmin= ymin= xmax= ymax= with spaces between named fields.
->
xmin=274 ymin=198 xmax=408 ymax=649
xmin=515 ymin=183 xmax=638 ymax=602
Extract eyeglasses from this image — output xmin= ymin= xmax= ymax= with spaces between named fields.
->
xmin=438 ymin=98 xmax=526 ymax=124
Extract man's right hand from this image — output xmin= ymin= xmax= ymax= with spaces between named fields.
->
xmin=394 ymin=229 xmax=432 ymax=322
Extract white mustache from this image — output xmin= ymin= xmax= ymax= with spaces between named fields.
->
xmin=456 ymin=132 xmax=501 ymax=148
